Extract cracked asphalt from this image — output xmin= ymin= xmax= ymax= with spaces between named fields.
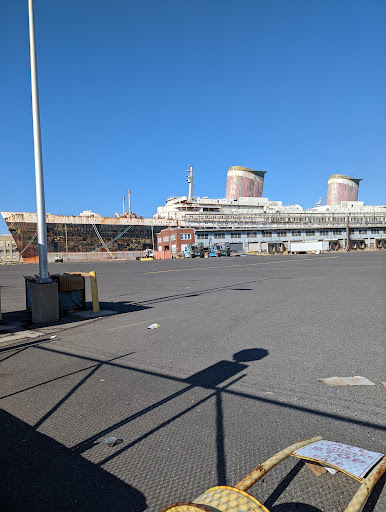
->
xmin=0 ymin=251 xmax=385 ymax=511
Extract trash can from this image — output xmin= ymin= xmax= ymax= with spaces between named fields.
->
xmin=26 ymin=274 xmax=86 ymax=318
xmin=52 ymin=273 xmax=86 ymax=316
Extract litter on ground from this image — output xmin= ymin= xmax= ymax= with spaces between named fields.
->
xmin=147 ymin=323 xmax=160 ymax=329
xmin=105 ymin=436 xmax=123 ymax=447
xmin=318 ymin=376 xmax=375 ymax=386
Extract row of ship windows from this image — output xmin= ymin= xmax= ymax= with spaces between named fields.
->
xmin=266 ymin=217 xmax=384 ymax=223
xmin=195 ymin=215 xmax=385 ymax=223
xmin=197 ymin=229 xmax=382 ymax=239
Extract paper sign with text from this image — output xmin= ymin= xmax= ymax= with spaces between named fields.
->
xmin=293 ymin=440 xmax=383 ymax=478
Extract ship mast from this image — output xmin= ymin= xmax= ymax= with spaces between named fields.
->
xmin=187 ymin=165 xmax=194 ymax=201
xmin=128 ymin=190 xmax=131 ymax=215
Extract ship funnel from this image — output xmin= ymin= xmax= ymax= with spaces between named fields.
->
xmin=326 ymin=174 xmax=362 ymax=205
xmin=225 ymin=166 xmax=266 ymax=200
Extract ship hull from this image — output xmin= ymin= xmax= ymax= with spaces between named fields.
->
xmin=2 ymin=212 xmax=173 ymax=262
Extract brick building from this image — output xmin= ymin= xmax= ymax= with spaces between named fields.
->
xmin=156 ymin=227 xmax=195 ymax=258
xmin=0 ymin=234 xmax=20 ymax=263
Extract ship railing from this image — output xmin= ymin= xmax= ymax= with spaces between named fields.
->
xmin=182 ymin=218 xmax=385 ymax=227
xmin=181 ymin=224 xmax=385 ymax=232
xmin=182 ymin=212 xmax=386 ymax=218
xmin=182 ymin=213 xmax=386 ymax=225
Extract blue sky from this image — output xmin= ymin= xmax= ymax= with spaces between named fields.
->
xmin=1 ymin=0 xmax=385 ymax=233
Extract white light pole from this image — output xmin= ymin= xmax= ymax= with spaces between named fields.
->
xmin=28 ymin=0 xmax=50 ymax=282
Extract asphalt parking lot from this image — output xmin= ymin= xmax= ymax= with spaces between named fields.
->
xmin=0 ymin=251 xmax=385 ymax=511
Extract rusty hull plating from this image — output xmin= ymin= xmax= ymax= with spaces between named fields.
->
xmin=2 ymin=212 xmax=173 ymax=261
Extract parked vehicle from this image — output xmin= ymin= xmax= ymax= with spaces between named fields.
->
xmin=214 ymin=242 xmax=231 ymax=257
xmin=136 ymin=248 xmax=154 ymax=261
xmin=208 ymin=245 xmax=218 ymax=257
xmin=184 ymin=243 xmax=205 ymax=258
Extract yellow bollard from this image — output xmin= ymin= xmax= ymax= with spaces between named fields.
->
xmin=89 ymin=271 xmax=100 ymax=313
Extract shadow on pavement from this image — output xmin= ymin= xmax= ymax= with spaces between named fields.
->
xmin=264 ymin=460 xmax=305 ymax=509
xmin=270 ymin=504 xmax=322 ymax=511
xmin=185 ymin=349 xmax=269 ymax=484
xmin=185 ymin=360 xmax=248 ymax=388
xmin=98 ymin=301 xmax=150 ymax=313
xmin=0 ymin=409 xmax=147 ymax=512
xmin=1 ymin=343 xmax=385 ymax=512
xmin=0 ymin=301 xmax=150 ymax=337
xmin=0 ymin=338 xmax=51 ymax=355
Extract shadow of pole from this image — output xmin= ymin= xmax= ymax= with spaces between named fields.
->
xmin=33 ymin=363 xmax=102 ymax=429
xmin=216 ymin=389 xmax=227 ymax=485
xmin=270 ymin=503 xmax=322 ymax=511
xmin=0 ymin=346 xmax=28 ymax=363
xmin=95 ymin=376 xmax=245 ymax=468
xmin=264 ymin=460 xmax=305 ymax=509
xmin=0 ymin=351 xmax=136 ymax=401
xmin=107 ymin=276 xmax=284 ymax=307
xmin=71 ymin=351 xmax=267 ymax=470
xmin=71 ymin=383 xmax=196 ymax=455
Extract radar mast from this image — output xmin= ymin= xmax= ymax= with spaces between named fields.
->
xmin=186 ymin=165 xmax=194 ymax=201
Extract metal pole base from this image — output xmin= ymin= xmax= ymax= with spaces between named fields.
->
xmin=31 ymin=282 xmax=59 ymax=323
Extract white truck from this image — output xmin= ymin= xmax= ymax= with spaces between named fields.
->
xmin=289 ymin=240 xmax=329 ymax=253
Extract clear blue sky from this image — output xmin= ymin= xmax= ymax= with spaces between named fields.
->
xmin=1 ymin=0 xmax=385 ymax=233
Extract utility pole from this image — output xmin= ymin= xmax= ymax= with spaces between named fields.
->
xmin=28 ymin=0 xmax=50 ymax=282
xmin=346 ymin=213 xmax=350 ymax=251
xmin=151 ymin=224 xmax=155 ymax=251
xmin=128 ymin=190 xmax=131 ymax=215
xmin=65 ymin=224 xmax=68 ymax=261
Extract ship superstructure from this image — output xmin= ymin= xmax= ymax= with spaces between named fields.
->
xmin=154 ymin=168 xmax=386 ymax=253
xmin=2 ymin=166 xmax=385 ymax=261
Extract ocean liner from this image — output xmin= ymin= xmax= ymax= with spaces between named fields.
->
xmin=2 ymin=165 xmax=386 ymax=262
